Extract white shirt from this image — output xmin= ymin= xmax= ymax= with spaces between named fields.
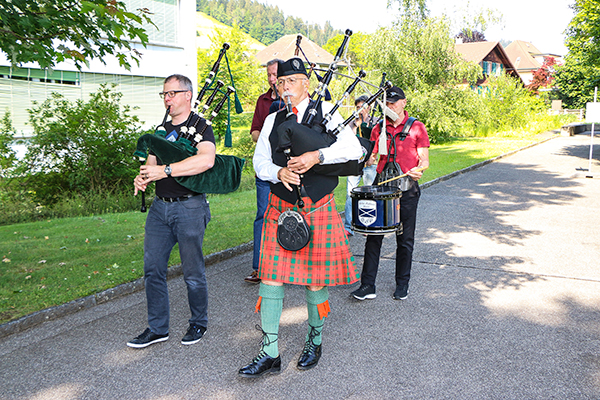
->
xmin=253 ymin=97 xmax=363 ymax=184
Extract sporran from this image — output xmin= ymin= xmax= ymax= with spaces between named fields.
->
xmin=277 ymin=210 xmax=311 ymax=251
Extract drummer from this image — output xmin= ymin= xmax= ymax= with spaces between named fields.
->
xmin=350 ymin=86 xmax=430 ymax=301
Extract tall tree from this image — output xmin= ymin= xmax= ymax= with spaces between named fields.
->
xmin=555 ymin=0 xmax=600 ymax=108
xmin=0 ymin=0 xmax=154 ymax=70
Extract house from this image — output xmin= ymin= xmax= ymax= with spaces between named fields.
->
xmin=504 ymin=40 xmax=562 ymax=86
xmin=253 ymin=34 xmax=334 ymax=67
xmin=0 ymin=0 xmax=197 ymax=136
xmin=454 ymin=41 xmax=521 ymax=86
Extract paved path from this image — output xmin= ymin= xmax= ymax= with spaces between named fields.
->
xmin=1 ymin=134 xmax=599 ymax=399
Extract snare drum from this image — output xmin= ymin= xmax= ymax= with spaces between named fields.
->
xmin=351 ymin=185 xmax=402 ymax=234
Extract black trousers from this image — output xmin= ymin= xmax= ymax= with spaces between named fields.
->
xmin=361 ymin=181 xmax=421 ymax=287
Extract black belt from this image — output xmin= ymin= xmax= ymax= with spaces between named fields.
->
xmin=156 ymin=194 xmax=198 ymax=202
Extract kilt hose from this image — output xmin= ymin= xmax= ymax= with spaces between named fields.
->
xmin=258 ymin=192 xmax=360 ymax=286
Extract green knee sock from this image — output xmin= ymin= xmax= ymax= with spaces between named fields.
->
xmin=258 ymin=283 xmax=284 ymax=358
xmin=305 ymin=287 xmax=329 ymax=346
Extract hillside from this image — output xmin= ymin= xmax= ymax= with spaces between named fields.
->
xmin=196 ymin=11 xmax=266 ymax=52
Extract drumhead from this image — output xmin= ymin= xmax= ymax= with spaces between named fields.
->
xmin=351 ymin=185 xmax=401 ymax=200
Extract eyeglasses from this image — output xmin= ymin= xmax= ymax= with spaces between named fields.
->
xmin=159 ymin=90 xmax=189 ymax=99
xmin=276 ymin=77 xmax=307 ymax=87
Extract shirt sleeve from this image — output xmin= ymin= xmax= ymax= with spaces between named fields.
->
xmin=253 ymin=113 xmax=282 ymax=183
xmin=413 ymin=121 xmax=431 ymax=148
xmin=318 ymin=102 xmax=363 ymax=164
xmin=250 ymin=96 xmax=264 ymax=133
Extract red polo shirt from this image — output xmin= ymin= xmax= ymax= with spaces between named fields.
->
xmin=250 ymin=88 xmax=275 ymax=133
xmin=371 ymin=110 xmax=430 ymax=174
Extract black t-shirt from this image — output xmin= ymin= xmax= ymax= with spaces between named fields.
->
xmin=153 ymin=112 xmax=216 ymax=197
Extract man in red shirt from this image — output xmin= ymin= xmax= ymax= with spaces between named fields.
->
xmin=245 ymin=59 xmax=281 ymax=284
xmin=351 ymin=86 xmax=430 ymax=301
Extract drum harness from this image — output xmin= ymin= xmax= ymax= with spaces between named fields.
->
xmin=379 ymin=116 xmax=417 ymax=191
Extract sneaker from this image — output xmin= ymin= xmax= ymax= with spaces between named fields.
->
xmin=244 ymin=270 xmax=261 ymax=284
xmin=181 ymin=324 xmax=207 ymax=345
xmin=127 ymin=328 xmax=169 ymax=348
xmin=393 ymin=284 xmax=409 ymax=300
xmin=351 ymin=284 xmax=376 ymax=300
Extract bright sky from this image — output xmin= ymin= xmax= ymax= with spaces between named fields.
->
xmin=261 ymin=0 xmax=573 ymax=56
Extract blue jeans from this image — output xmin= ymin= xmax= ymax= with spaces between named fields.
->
xmin=344 ymin=164 xmax=377 ymax=232
xmin=253 ymin=177 xmax=270 ymax=271
xmin=143 ymin=195 xmax=211 ymax=335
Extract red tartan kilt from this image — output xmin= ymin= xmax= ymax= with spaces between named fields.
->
xmin=258 ymin=192 xmax=360 ymax=286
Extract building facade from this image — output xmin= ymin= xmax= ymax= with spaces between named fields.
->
xmin=0 ymin=0 xmax=197 ymax=136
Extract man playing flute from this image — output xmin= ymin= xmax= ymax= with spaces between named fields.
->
xmin=128 ymin=74 xmax=216 ymax=348
xmin=238 ymin=57 xmax=362 ymax=377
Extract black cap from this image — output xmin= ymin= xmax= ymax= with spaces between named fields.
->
xmin=355 ymin=94 xmax=369 ymax=106
xmin=386 ymin=86 xmax=406 ymax=103
xmin=277 ymin=57 xmax=308 ymax=78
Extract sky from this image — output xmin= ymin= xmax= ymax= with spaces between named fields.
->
xmin=261 ymin=0 xmax=574 ymax=56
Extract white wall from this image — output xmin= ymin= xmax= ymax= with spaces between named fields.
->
xmin=0 ymin=0 xmax=197 ymax=134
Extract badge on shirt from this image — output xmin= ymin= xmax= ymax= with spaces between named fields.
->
xmin=165 ymin=130 xmax=178 ymax=142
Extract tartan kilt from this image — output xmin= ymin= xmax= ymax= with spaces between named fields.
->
xmin=258 ymin=192 xmax=360 ymax=286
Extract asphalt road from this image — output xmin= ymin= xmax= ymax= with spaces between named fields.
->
xmin=1 ymin=133 xmax=599 ymax=399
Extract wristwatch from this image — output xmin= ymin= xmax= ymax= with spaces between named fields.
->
xmin=317 ymin=150 xmax=324 ymax=164
xmin=164 ymin=165 xmax=172 ymax=177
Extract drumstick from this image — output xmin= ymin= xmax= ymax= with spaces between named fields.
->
xmin=377 ymin=167 xmax=426 ymax=186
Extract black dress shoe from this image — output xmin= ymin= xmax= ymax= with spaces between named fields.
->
xmin=297 ymin=342 xmax=322 ymax=370
xmin=238 ymin=351 xmax=281 ymax=378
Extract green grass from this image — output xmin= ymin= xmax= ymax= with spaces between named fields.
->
xmin=0 ymin=129 xmax=555 ymax=324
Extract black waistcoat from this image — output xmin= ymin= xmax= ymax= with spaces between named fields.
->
xmin=268 ymin=103 xmax=338 ymax=204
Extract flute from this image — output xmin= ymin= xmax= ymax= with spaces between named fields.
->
xmin=329 ymin=81 xmax=393 ymax=137
xmin=188 ymin=86 xmax=236 ymax=147
xmin=282 ymin=93 xmax=305 ymax=208
xmin=304 ymin=29 xmax=352 ymax=127
xmin=139 ymin=106 xmax=170 ymax=212
xmin=321 ymin=69 xmax=366 ymax=126
xmin=194 ymin=42 xmax=230 ymax=110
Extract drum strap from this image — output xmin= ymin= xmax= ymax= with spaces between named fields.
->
xmin=379 ymin=117 xmax=417 ymax=189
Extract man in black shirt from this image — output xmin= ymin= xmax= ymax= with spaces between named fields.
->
xmin=128 ymin=74 xmax=216 ymax=348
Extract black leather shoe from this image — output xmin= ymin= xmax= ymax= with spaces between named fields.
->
xmin=297 ymin=342 xmax=322 ymax=370
xmin=238 ymin=351 xmax=281 ymax=378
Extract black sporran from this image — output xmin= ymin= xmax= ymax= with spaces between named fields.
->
xmin=277 ymin=210 xmax=311 ymax=251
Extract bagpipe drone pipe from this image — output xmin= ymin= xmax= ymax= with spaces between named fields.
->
xmin=134 ymin=43 xmax=245 ymax=198
xmin=275 ymin=30 xmax=392 ymax=176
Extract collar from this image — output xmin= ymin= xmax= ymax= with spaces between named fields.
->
xmin=294 ymin=96 xmax=311 ymax=119
xmin=386 ymin=110 xmax=409 ymax=129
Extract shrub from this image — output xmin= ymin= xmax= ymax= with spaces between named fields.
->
xmin=16 ymin=84 xmax=147 ymax=204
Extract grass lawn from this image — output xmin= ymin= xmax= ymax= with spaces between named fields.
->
xmin=0 ymin=131 xmax=552 ymax=325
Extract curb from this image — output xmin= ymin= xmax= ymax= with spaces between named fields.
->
xmin=0 ymin=134 xmax=557 ymax=339
xmin=0 ymin=242 xmax=253 ymax=339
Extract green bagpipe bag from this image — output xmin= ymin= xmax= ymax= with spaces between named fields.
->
xmin=134 ymin=131 xmax=245 ymax=194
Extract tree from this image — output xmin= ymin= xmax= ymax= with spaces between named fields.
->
xmin=0 ymin=0 xmax=154 ymax=70
xmin=527 ymin=57 xmax=557 ymax=95
xmin=324 ymin=32 xmax=370 ymax=68
xmin=455 ymin=28 xmax=486 ymax=43
xmin=197 ymin=26 xmax=263 ymax=141
xmin=0 ymin=112 xmax=17 ymax=172
xmin=17 ymin=84 xmax=145 ymax=203
xmin=555 ymin=0 xmax=600 ymax=108
xmin=365 ymin=17 xmax=482 ymax=142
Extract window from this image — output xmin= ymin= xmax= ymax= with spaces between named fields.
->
xmin=124 ymin=0 xmax=179 ymax=46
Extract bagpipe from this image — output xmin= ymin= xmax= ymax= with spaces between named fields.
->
xmin=134 ymin=43 xmax=245 ymax=212
xmin=275 ymin=29 xmax=393 ymax=177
